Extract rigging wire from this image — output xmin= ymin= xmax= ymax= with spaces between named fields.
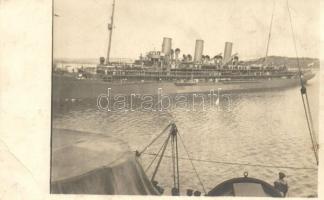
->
xmin=286 ymin=0 xmax=303 ymax=86
xmin=141 ymin=123 xmax=181 ymax=194
xmin=300 ymin=94 xmax=319 ymax=164
xmin=177 ymin=131 xmax=207 ymax=194
xmin=175 ymin=130 xmax=180 ymax=191
xmin=139 ymin=123 xmax=171 ymax=155
xmin=265 ymin=0 xmax=276 ymax=61
xmin=139 ymin=152 xmax=317 ymax=171
xmin=54 ymin=1 xmax=115 ymax=46
xmin=171 ymin=133 xmax=176 ymax=189
xmin=144 ymin=135 xmax=169 ymax=172
xmin=151 ymin=133 xmax=171 ymax=182
xmin=286 ymin=0 xmax=319 ymax=165
xmin=305 ymin=93 xmax=318 ymax=145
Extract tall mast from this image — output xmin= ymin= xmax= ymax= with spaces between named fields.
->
xmin=106 ymin=0 xmax=116 ymax=65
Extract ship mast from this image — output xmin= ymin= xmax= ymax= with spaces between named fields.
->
xmin=106 ymin=0 xmax=116 ymax=65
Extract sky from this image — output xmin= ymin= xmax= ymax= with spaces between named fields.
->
xmin=53 ymin=0 xmax=320 ymax=61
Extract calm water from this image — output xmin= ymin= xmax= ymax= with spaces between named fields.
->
xmin=53 ymin=75 xmax=319 ymax=197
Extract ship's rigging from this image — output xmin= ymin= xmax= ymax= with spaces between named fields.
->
xmin=264 ymin=0 xmax=276 ymax=63
xmin=134 ymin=0 xmax=318 ymax=196
xmin=264 ymin=0 xmax=318 ymax=165
xmin=286 ymin=0 xmax=319 ymax=165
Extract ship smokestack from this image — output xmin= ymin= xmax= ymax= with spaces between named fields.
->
xmin=223 ymin=42 xmax=233 ymax=64
xmin=99 ymin=57 xmax=105 ymax=65
xmin=162 ymin=37 xmax=172 ymax=55
xmin=194 ymin=39 xmax=204 ymax=62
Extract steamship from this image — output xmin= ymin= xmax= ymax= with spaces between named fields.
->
xmin=52 ymin=0 xmax=319 ymax=197
xmin=53 ymin=0 xmax=315 ymax=102
xmin=53 ymin=37 xmax=315 ymax=102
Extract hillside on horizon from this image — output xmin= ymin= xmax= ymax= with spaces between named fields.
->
xmin=243 ymin=56 xmax=320 ymax=68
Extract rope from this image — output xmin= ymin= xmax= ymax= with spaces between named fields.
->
xmin=175 ymin=131 xmax=180 ymax=191
xmin=286 ymin=0 xmax=303 ymax=86
xmin=177 ymin=131 xmax=207 ymax=194
xmin=301 ymin=93 xmax=319 ymax=165
xmin=139 ymin=152 xmax=318 ymax=171
xmin=286 ymin=0 xmax=318 ymax=165
xmin=265 ymin=0 xmax=276 ymax=61
xmin=151 ymin=133 xmax=171 ymax=182
xmin=143 ymin=123 xmax=181 ymax=193
xmin=171 ymin=134 xmax=176 ymax=189
xmin=145 ymin=135 xmax=169 ymax=172
xmin=139 ymin=123 xmax=171 ymax=155
xmin=305 ymin=93 xmax=318 ymax=145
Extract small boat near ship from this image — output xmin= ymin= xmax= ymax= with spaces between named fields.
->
xmin=174 ymin=81 xmax=197 ymax=86
xmin=174 ymin=74 xmax=197 ymax=86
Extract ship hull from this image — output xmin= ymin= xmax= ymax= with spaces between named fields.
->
xmin=52 ymin=73 xmax=315 ymax=103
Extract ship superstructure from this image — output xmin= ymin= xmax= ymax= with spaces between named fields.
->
xmin=93 ymin=37 xmax=307 ymax=83
xmin=53 ymin=0 xmax=316 ymax=102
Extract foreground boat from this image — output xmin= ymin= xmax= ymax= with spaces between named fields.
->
xmin=207 ymin=175 xmax=282 ymax=197
xmin=51 ymin=0 xmax=318 ymax=196
xmin=51 ymin=129 xmax=159 ymax=195
xmin=51 ymin=128 xmax=284 ymax=197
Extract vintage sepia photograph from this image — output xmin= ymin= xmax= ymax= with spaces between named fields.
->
xmin=51 ymin=0 xmax=319 ymax=197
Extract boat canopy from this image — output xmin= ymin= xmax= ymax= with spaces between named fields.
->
xmin=51 ymin=129 xmax=159 ymax=195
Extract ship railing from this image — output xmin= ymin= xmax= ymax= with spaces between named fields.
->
xmin=100 ymin=69 xmax=297 ymax=80
xmin=109 ymin=73 xmax=296 ymax=79
xmin=105 ymin=70 xmax=293 ymax=75
xmin=110 ymin=69 xmax=295 ymax=74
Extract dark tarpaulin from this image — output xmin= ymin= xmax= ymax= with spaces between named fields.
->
xmin=51 ymin=129 xmax=159 ymax=195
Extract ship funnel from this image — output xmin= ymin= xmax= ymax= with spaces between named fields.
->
xmin=99 ymin=57 xmax=105 ymax=65
xmin=194 ymin=39 xmax=204 ymax=62
xmin=223 ymin=42 xmax=233 ymax=63
xmin=162 ymin=37 xmax=172 ymax=55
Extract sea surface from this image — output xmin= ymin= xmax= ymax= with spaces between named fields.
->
xmin=52 ymin=75 xmax=319 ymax=197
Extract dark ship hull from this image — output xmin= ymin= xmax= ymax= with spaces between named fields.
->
xmin=52 ymin=72 xmax=315 ymax=103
